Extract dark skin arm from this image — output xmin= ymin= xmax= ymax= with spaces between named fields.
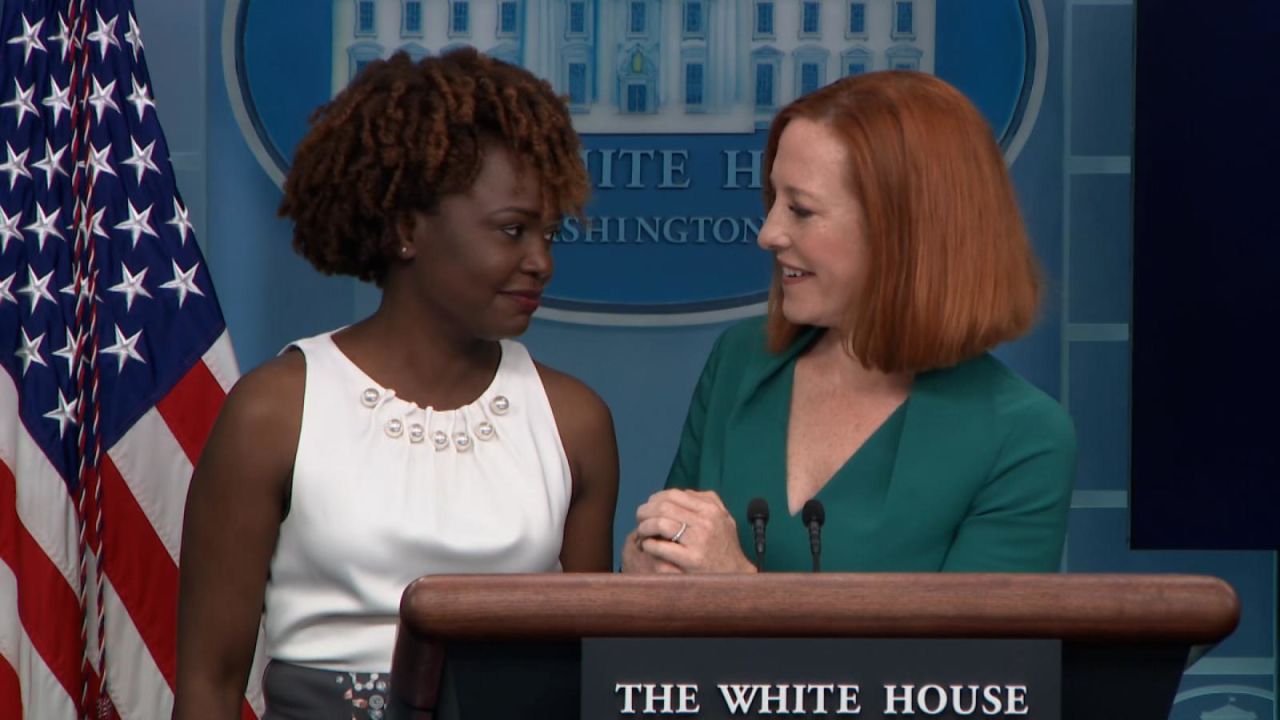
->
xmin=172 ymin=352 xmax=304 ymax=720
xmin=538 ymin=363 xmax=620 ymax=571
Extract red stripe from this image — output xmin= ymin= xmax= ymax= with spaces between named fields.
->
xmin=242 ymin=698 xmax=258 ymax=720
xmin=156 ymin=362 xmax=228 ymax=465
xmin=0 ymin=655 xmax=22 ymax=720
xmin=0 ymin=459 xmax=85 ymax=704
xmin=98 ymin=457 xmax=178 ymax=689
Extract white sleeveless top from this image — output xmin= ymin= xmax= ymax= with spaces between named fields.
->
xmin=263 ymin=332 xmax=571 ymax=672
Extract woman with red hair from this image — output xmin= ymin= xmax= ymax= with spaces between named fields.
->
xmin=624 ymin=71 xmax=1075 ymax=574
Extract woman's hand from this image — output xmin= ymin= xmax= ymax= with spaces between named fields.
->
xmin=626 ymin=489 xmax=757 ymax=573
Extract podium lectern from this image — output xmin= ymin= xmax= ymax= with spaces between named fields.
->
xmin=389 ymin=573 xmax=1238 ymax=719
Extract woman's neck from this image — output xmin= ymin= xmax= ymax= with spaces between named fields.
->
xmin=803 ymin=328 xmax=914 ymax=396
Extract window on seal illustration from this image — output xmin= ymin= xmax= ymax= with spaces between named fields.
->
xmin=886 ymin=45 xmax=922 ymax=70
xmin=498 ymin=1 xmax=519 ymax=36
xmin=754 ymin=62 xmax=775 ymax=109
xmin=569 ymin=62 xmax=588 ymax=106
xmin=449 ymin=1 xmax=470 ymax=37
xmin=355 ymin=0 xmax=376 ymax=36
xmin=893 ymin=1 xmax=915 ymax=39
xmin=801 ymin=2 xmax=820 ymax=38
xmin=847 ymin=2 xmax=867 ymax=38
xmin=800 ymin=62 xmax=821 ymax=95
xmin=683 ymin=1 xmax=704 ymax=39
xmin=568 ymin=1 xmax=587 ymax=36
xmin=754 ymin=2 xmax=775 ymax=38
xmin=685 ymin=62 xmax=704 ymax=107
xmin=626 ymin=83 xmax=648 ymax=113
xmin=348 ymin=41 xmax=384 ymax=82
xmin=629 ymin=2 xmax=647 ymax=35
xmin=402 ymin=0 xmax=423 ymax=37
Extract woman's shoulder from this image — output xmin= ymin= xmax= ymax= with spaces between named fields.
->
xmin=930 ymin=353 xmax=1075 ymax=443
xmin=219 ymin=349 xmax=307 ymax=432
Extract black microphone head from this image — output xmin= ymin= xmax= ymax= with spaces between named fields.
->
xmin=747 ymin=497 xmax=770 ymax=523
xmin=802 ymin=499 xmax=825 ymax=526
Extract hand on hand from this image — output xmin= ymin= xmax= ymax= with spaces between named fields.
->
xmin=623 ymin=489 xmax=756 ymax=573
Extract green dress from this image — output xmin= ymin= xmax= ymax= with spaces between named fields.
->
xmin=666 ymin=318 xmax=1076 ymax=572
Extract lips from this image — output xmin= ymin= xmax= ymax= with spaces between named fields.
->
xmin=501 ymin=290 xmax=542 ymax=313
xmin=779 ymin=262 xmax=813 ymax=280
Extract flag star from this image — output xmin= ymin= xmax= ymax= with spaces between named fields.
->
xmin=114 ymin=200 xmax=157 ymax=248
xmin=160 ymin=259 xmax=205 ymax=308
xmin=126 ymin=76 xmax=155 ymax=121
xmin=49 ymin=14 xmax=73 ymax=62
xmin=0 ymin=142 xmax=31 ymax=190
xmin=0 ymin=272 xmax=15 ymax=306
xmin=87 ymin=12 xmax=120 ymax=59
xmin=87 ymin=76 xmax=120 ymax=122
xmin=17 ymin=266 xmax=55 ymax=313
xmin=87 ymin=206 xmax=110 ymax=240
xmin=6 ymin=15 xmax=46 ymax=63
xmin=31 ymin=140 xmax=69 ymax=190
xmin=0 ymin=207 xmax=22 ymax=253
xmin=167 ymin=199 xmax=194 ymax=245
xmin=42 ymin=76 xmax=72 ymax=126
xmin=122 ymin=138 xmax=159 ymax=184
xmin=108 ymin=264 xmax=152 ymax=311
xmin=124 ymin=13 xmax=144 ymax=60
xmin=52 ymin=327 xmax=80 ymax=370
xmin=87 ymin=143 xmax=117 ymax=181
xmin=1 ymin=79 xmax=38 ymax=127
xmin=23 ymin=204 xmax=64 ymax=251
xmin=14 ymin=327 xmax=48 ymax=376
xmin=102 ymin=324 xmax=146 ymax=372
xmin=43 ymin=388 xmax=79 ymax=439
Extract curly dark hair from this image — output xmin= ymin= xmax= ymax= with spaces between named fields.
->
xmin=279 ymin=48 xmax=589 ymax=285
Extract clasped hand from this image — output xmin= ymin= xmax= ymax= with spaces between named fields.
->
xmin=621 ymin=489 xmax=756 ymax=573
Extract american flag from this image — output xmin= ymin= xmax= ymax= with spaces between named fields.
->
xmin=1 ymin=1 xmax=262 ymax=717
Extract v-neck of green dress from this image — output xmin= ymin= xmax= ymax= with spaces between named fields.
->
xmin=718 ymin=346 xmax=909 ymax=572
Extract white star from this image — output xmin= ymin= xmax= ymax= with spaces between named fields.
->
xmin=42 ymin=76 xmax=72 ymax=126
xmin=125 ymin=76 xmax=155 ymax=121
xmin=23 ymin=204 xmax=63 ymax=251
xmin=1 ymin=79 xmax=38 ymax=127
xmin=87 ymin=143 xmax=116 ymax=180
xmin=108 ymin=264 xmax=152 ymax=311
xmin=44 ymin=389 xmax=79 ymax=439
xmin=52 ymin=327 xmax=80 ymax=370
xmin=14 ymin=327 xmax=47 ymax=376
xmin=124 ymin=13 xmax=144 ymax=60
xmin=167 ymin=199 xmax=194 ymax=245
xmin=87 ymin=205 xmax=110 ymax=240
xmin=160 ymin=259 xmax=205 ymax=308
xmin=49 ymin=14 xmax=73 ymax=62
xmin=0 ymin=142 xmax=31 ymax=190
xmin=17 ymin=266 xmax=55 ymax=313
xmin=114 ymin=200 xmax=157 ymax=248
xmin=102 ymin=324 xmax=146 ymax=372
xmin=87 ymin=76 xmax=120 ymax=123
xmin=0 ymin=272 xmax=15 ymax=306
xmin=87 ymin=12 xmax=119 ymax=59
xmin=7 ymin=15 xmax=45 ymax=63
xmin=122 ymin=138 xmax=159 ymax=184
xmin=31 ymin=140 xmax=68 ymax=190
xmin=0 ymin=207 xmax=22 ymax=253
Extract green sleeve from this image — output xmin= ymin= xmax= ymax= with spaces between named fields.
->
xmin=941 ymin=397 xmax=1077 ymax=572
xmin=664 ymin=333 xmax=727 ymax=491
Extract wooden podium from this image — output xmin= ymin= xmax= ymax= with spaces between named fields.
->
xmin=389 ymin=573 xmax=1239 ymax=719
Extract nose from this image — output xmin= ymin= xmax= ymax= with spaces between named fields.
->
xmin=757 ymin=204 xmax=789 ymax=252
xmin=523 ymin=238 xmax=553 ymax=283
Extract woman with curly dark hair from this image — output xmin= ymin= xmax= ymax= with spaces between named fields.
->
xmin=174 ymin=48 xmax=618 ymax=719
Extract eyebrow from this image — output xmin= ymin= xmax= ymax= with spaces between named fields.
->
xmin=770 ymin=180 xmax=821 ymax=203
xmin=486 ymin=206 xmax=543 ymax=220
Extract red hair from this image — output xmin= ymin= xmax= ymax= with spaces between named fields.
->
xmin=763 ymin=71 xmax=1040 ymax=372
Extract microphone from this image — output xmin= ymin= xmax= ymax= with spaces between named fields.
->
xmin=801 ymin=499 xmax=825 ymax=572
xmin=746 ymin=498 xmax=769 ymax=571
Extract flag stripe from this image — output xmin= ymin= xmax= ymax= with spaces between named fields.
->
xmin=99 ymin=456 xmax=179 ymax=689
xmin=0 ymin=560 xmax=77 ymax=720
xmin=204 ymin=332 xmax=241 ymax=395
xmin=107 ymin=408 xmax=194 ymax=563
xmin=0 ymin=655 xmax=21 ymax=720
xmin=102 ymin=578 xmax=173 ymax=720
xmin=156 ymin=360 xmax=227 ymax=466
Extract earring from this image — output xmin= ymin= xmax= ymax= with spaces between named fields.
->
xmin=399 ymin=245 xmax=410 ymax=256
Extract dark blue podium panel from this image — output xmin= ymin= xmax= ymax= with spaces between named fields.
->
xmin=1131 ymin=0 xmax=1280 ymax=549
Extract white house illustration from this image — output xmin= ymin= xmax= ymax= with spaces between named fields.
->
xmin=333 ymin=0 xmax=935 ymax=133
